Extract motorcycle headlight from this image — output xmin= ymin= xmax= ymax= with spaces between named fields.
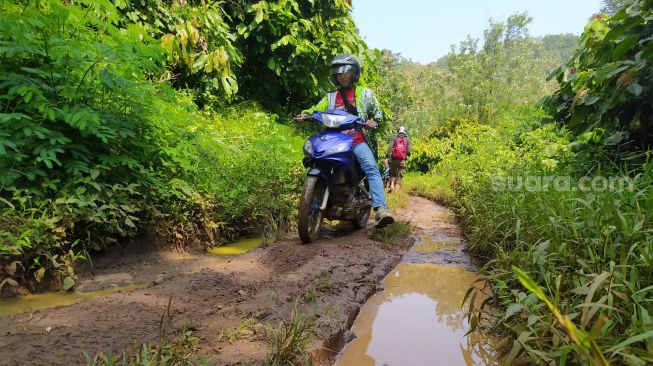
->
xmin=326 ymin=142 xmax=350 ymax=154
xmin=322 ymin=113 xmax=347 ymax=128
xmin=303 ymin=140 xmax=313 ymax=155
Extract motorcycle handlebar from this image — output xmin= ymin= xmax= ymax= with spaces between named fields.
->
xmin=294 ymin=111 xmax=367 ymax=127
xmin=294 ymin=114 xmax=312 ymax=121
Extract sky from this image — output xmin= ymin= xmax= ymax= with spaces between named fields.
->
xmin=352 ymin=0 xmax=604 ymax=64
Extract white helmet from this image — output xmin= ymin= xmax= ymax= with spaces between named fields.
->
xmin=398 ymin=126 xmax=407 ymax=135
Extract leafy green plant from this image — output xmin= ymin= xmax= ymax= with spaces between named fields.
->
xmin=263 ymin=308 xmax=320 ymax=366
xmin=543 ymin=0 xmax=653 ymax=150
xmin=217 ymin=318 xmax=267 ymax=344
xmin=222 ymin=0 xmax=376 ymax=108
xmin=158 ymin=5 xmax=242 ymax=105
xmin=300 ymin=274 xmax=333 ymax=304
xmin=0 ymin=0 xmax=330 ymax=292
xmin=0 ymin=0 xmax=167 ymax=289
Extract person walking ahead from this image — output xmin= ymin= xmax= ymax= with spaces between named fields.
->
xmin=297 ymin=54 xmax=395 ymax=228
xmin=385 ymin=126 xmax=412 ymax=192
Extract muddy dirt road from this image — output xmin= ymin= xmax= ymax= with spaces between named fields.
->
xmin=0 ymin=196 xmax=461 ymax=365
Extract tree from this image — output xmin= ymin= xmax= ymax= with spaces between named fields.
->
xmin=375 ymin=13 xmax=580 ymax=137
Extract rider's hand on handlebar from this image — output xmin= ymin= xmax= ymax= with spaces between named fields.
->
xmin=294 ymin=113 xmax=310 ymax=121
xmin=364 ymin=119 xmax=378 ymax=130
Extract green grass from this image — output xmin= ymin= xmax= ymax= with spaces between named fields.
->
xmin=300 ymin=275 xmax=333 ymax=304
xmin=386 ymin=189 xmax=410 ymax=209
xmin=263 ymin=307 xmax=321 ymax=366
xmin=414 ymin=113 xmax=653 ymax=364
xmin=403 ymin=172 xmax=455 ymax=205
xmin=369 ymin=221 xmax=412 ymax=249
xmin=85 ymin=299 xmax=210 ymax=366
xmin=462 ymin=163 xmax=653 ymax=365
xmin=406 ymin=116 xmax=653 ymax=365
xmin=84 ymin=329 xmax=208 ymax=366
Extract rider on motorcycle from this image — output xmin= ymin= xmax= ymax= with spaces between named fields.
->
xmin=298 ymin=54 xmax=395 ymax=228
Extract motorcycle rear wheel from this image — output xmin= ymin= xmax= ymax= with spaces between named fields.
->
xmin=298 ymin=176 xmax=325 ymax=243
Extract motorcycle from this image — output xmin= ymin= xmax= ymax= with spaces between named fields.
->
xmin=297 ymin=109 xmax=372 ymax=244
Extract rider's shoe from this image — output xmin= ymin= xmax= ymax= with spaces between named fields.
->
xmin=374 ymin=207 xmax=395 ymax=228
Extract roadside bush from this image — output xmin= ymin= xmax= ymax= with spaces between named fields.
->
xmin=543 ymin=0 xmax=653 ymax=150
xmin=405 ymin=108 xmax=653 ymax=363
xmin=0 ymin=1 xmax=304 ymax=294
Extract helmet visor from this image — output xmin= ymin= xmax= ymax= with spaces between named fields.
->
xmin=331 ymin=64 xmax=354 ymax=75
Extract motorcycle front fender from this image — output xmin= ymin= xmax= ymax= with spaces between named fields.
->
xmin=306 ymin=167 xmax=322 ymax=177
xmin=306 ymin=167 xmax=330 ymax=184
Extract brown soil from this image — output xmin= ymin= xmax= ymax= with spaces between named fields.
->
xmin=0 ymin=196 xmax=446 ymax=366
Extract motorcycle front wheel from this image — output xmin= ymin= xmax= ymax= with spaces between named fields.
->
xmin=298 ymin=176 xmax=326 ymax=243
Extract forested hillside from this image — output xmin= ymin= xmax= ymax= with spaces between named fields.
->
xmin=376 ymin=14 xmax=579 ymax=138
xmin=0 ymin=0 xmax=373 ymax=294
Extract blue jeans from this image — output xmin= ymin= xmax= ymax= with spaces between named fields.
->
xmin=352 ymin=142 xmax=387 ymax=209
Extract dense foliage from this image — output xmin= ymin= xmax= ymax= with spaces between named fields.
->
xmin=0 ymin=0 xmax=370 ymax=294
xmin=394 ymin=3 xmax=652 ymax=364
xmin=543 ymin=0 xmax=653 ymax=150
xmin=221 ymin=0 xmax=377 ymax=108
xmin=406 ymin=111 xmax=652 ymax=364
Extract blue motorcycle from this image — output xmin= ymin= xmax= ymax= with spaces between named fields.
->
xmin=298 ymin=109 xmax=372 ymax=243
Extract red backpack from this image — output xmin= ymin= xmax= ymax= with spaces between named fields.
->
xmin=392 ymin=137 xmax=407 ymax=160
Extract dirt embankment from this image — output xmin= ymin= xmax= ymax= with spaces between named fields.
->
xmin=0 ymin=198 xmax=447 ymax=365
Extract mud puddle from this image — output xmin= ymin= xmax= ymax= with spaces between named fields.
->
xmin=207 ymin=237 xmax=267 ymax=255
xmin=335 ymin=196 xmax=497 ymax=366
xmin=0 ymin=237 xmax=264 ymax=318
xmin=0 ymin=284 xmax=147 ymax=317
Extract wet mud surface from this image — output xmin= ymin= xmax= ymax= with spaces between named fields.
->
xmin=0 ymin=218 xmax=408 ymax=365
xmin=393 ymin=196 xmax=475 ymax=269
xmin=0 ymin=196 xmax=486 ymax=366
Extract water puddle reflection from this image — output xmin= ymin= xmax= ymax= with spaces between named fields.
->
xmin=412 ymin=236 xmax=460 ymax=252
xmin=335 ymin=264 xmax=496 ymax=366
